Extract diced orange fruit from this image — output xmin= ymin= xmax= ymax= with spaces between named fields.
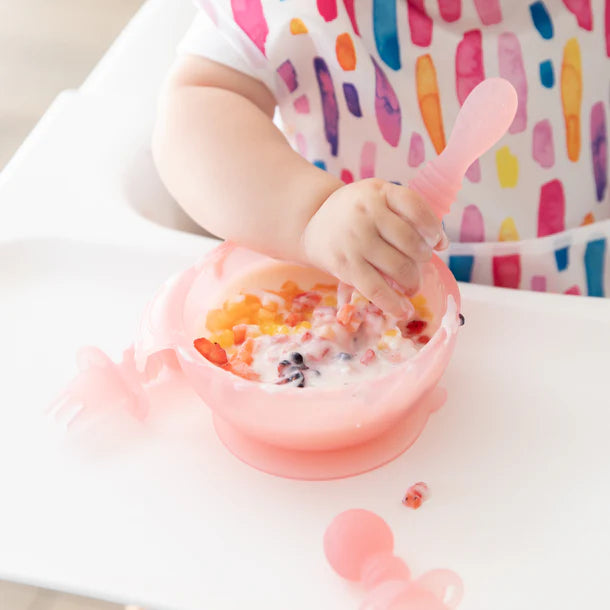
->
xmin=323 ymin=295 xmax=338 ymax=307
xmin=206 ymin=309 xmax=232 ymax=332
xmin=337 ymin=304 xmax=362 ymax=332
xmin=312 ymin=282 xmax=338 ymax=292
xmin=210 ymin=329 xmax=234 ymax=349
xmin=233 ymin=324 xmax=247 ymax=345
xmin=337 ymin=304 xmax=355 ymax=325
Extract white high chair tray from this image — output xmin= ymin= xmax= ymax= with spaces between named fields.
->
xmin=1 ymin=5 xmax=609 ymax=605
xmin=0 ymin=236 xmax=609 ymax=610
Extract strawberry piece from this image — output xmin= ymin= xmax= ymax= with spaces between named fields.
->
xmin=402 ymin=482 xmax=429 ymax=509
xmin=233 ymin=324 xmax=247 ymax=345
xmin=228 ymin=360 xmax=260 ymax=381
xmin=360 ymin=349 xmax=376 ymax=366
xmin=194 ymin=337 xmax=228 ymax=366
xmin=301 ymin=331 xmax=313 ymax=342
xmin=234 ymin=338 xmax=255 ymax=365
xmin=285 ymin=311 xmax=304 ymax=327
xmin=417 ymin=335 xmax=430 ymax=345
xmin=398 ymin=319 xmax=427 ymax=338
xmin=292 ymin=291 xmax=322 ymax=313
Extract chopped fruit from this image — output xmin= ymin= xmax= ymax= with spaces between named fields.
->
xmin=276 ymin=368 xmax=306 ymax=388
xmin=312 ymin=282 xmax=338 ymax=292
xmin=402 ymin=482 xmax=430 ymax=509
xmin=277 ymin=359 xmax=291 ymax=375
xmin=410 ymin=294 xmax=432 ymax=319
xmin=257 ymin=308 xmax=276 ymax=324
xmin=285 ymin=311 xmax=304 ymax=327
xmin=289 ymin=352 xmax=305 ymax=366
xmin=286 ymin=370 xmax=305 ymax=387
xmin=235 ymin=338 xmax=255 ymax=365
xmin=233 ymin=324 xmax=247 ymax=345
xmin=337 ymin=304 xmax=362 ymax=332
xmin=228 ymin=360 xmax=260 ymax=381
xmin=206 ymin=309 xmax=232 ymax=332
xmin=196 ymin=278 xmax=434 ymax=385
xmin=292 ymin=292 xmax=322 ymax=313
xmin=263 ymin=299 xmax=279 ymax=313
xmin=398 ymin=319 xmax=427 ymax=338
xmin=210 ymin=328 xmax=234 ymax=349
xmin=194 ymin=338 xmax=228 ymax=366
xmin=318 ymin=325 xmax=336 ymax=341
xmin=361 ymin=349 xmax=376 ymax=365
xmin=337 ymin=303 xmax=355 ymax=325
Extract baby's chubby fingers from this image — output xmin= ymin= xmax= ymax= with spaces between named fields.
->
xmin=376 ymin=208 xmax=433 ymax=263
xmin=365 ymin=238 xmax=421 ymax=296
xmin=383 ymin=183 xmax=448 ymax=250
xmin=351 ymin=257 xmax=414 ymax=318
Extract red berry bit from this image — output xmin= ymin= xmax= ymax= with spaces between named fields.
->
xmin=402 ymin=482 xmax=429 ymax=509
xmin=417 ymin=335 xmax=430 ymax=345
xmin=193 ymin=337 xmax=228 ymax=366
xmin=397 ymin=319 xmax=427 ymax=338
xmin=360 ymin=349 xmax=376 ymax=366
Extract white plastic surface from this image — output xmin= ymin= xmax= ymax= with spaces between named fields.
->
xmin=1 ymin=237 xmax=610 ymax=610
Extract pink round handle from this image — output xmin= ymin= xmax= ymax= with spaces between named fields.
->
xmin=324 ymin=509 xmax=394 ymax=581
xmin=410 ymin=77 xmax=518 ymax=218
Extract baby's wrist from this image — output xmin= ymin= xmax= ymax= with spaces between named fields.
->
xmin=294 ymin=171 xmax=343 ymax=264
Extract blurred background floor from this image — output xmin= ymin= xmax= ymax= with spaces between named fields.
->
xmin=1 ymin=1 xmax=148 ymax=604
xmin=0 ymin=0 xmax=145 ymax=170
xmin=0 ymin=579 xmax=125 ymax=610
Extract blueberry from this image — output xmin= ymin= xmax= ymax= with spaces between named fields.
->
xmin=337 ymin=352 xmax=353 ymax=360
xmin=458 ymin=313 xmax=465 ymax=326
xmin=289 ymin=352 xmax=304 ymax=366
xmin=287 ymin=370 xmax=306 ymax=388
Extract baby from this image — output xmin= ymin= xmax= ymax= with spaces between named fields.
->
xmin=153 ymin=0 xmax=609 ymax=312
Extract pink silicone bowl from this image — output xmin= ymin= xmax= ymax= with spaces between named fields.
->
xmin=136 ymin=241 xmax=461 ymax=479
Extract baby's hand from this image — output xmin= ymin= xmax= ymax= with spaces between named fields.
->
xmin=302 ymin=179 xmax=448 ymax=317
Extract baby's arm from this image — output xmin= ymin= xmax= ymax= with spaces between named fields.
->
xmin=153 ymin=55 xmax=340 ymax=262
xmin=153 ymin=56 xmax=446 ymax=317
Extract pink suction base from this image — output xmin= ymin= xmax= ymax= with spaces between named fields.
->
xmin=212 ymin=387 xmax=447 ymax=480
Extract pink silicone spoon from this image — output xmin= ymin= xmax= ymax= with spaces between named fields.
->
xmin=409 ymin=78 xmax=518 ymax=219
xmin=324 ymin=509 xmax=463 ymax=609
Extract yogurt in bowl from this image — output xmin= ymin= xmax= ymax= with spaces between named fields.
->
xmin=136 ymin=242 xmax=462 ymax=479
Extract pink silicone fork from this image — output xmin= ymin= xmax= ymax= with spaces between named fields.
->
xmin=409 ymin=78 xmax=518 ymax=219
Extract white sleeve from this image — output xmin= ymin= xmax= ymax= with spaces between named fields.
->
xmin=177 ymin=7 xmax=277 ymax=95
